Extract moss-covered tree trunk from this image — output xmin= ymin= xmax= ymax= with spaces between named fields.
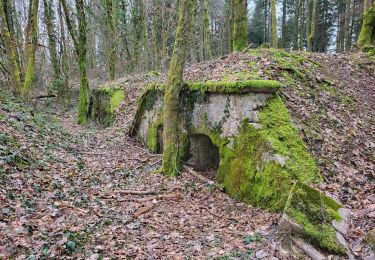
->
xmin=58 ymin=0 xmax=70 ymax=107
xmin=225 ymin=0 xmax=233 ymax=52
xmin=22 ymin=0 xmax=39 ymax=99
xmin=43 ymin=0 xmax=62 ymax=95
xmin=0 ymin=0 xmax=22 ymax=97
xmin=271 ymin=0 xmax=278 ymax=48
xmin=76 ymin=0 xmax=89 ymax=124
xmin=202 ymin=0 xmax=211 ymax=60
xmin=162 ymin=0 xmax=195 ymax=176
xmin=357 ymin=1 xmax=375 ymax=49
xmin=61 ymin=0 xmax=89 ymax=124
xmin=232 ymin=0 xmax=248 ymax=51
xmin=132 ymin=0 xmax=146 ymax=70
xmin=103 ymin=0 xmax=117 ymax=80
xmin=0 ymin=0 xmax=39 ymax=99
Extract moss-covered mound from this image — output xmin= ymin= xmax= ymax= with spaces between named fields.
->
xmin=212 ymin=96 xmax=343 ymax=253
xmin=130 ymin=79 xmax=345 ymax=254
xmin=88 ymin=85 xmax=125 ymax=126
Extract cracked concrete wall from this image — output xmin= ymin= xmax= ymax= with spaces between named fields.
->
xmin=191 ymin=93 xmax=272 ymax=139
xmin=136 ymin=92 xmax=273 ymax=146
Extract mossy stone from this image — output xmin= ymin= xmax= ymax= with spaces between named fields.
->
xmin=88 ymin=85 xmax=125 ymax=126
xmin=366 ymin=228 xmax=375 ymax=250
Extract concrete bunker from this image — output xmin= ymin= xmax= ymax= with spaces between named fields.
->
xmin=129 ymin=80 xmax=348 ymax=254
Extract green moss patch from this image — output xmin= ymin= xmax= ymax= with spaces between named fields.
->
xmin=88 ymin=85 xmax=125 ymax=126
xmin=186 ymin=80 xmax=281 ymax=93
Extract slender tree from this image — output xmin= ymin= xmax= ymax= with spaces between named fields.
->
xmin=103 ymin=0 xmax=117 ymax=80
xmin=270 ymin=0 xmax=278 ymax=47
xmin=306 ymin=0 xmax=317 ymax=51
xmin=43 ymin=0 xmax=62 ymax=94
xmin=293 ymin=0 xmax=301 ymax=50
xmin=344 ymin=0 xmax=352 ymax=51
xmin=60 ymin=0 xmax=89 ymax=124
xmin=202 ymin=0 xmax=212 ymax=60
xmin=162 ymin=0 xmax=195 ymax=176
xmin=232 ymin=0 xmax=248 ymax=51
xmin=58 ymin=0 xmax=70 ymax=106
xmin=224 ymin=0 xmax=233 ymax=52
xmin=281 ymin=0 xmax=287 ymax=48
xmin=132 ymin=0 xmax=146 ymax=70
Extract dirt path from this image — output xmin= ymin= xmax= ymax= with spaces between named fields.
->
xmin=59 ymin=118 xmax=283 ymax=258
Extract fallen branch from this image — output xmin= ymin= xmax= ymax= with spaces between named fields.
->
xmin=117 ymin=190 xmax=156 ymax=196
xmin=118 ymin=192 xmax=181 ymax=203
xmin=133 ymin=204 xmax=156 ymax=218
xmin=202 ymin=206 xmax=221 ymax=218
xmin=292 ymin=238 xmax=325 ymax=260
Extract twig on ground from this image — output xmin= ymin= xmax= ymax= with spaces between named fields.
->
xmin=118 ymin=193 xmax=182 ymax=203
xmin=117 ymin=190 xmax=156 ymax=195
xmin=202 ymin=206 xmax=221 ymax=218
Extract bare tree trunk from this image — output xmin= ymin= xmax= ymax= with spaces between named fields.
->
xmin=307 ymin=0 xmax=317 ymax=51
xmin=281 ymin=0 xmax=287 ymax=48
xmin=293 ymin=0 xmax=301 ymax=50
xmin=344 ymin=0 xmax=352 ymax=51
xmin=299 ymin=0 xmax=306 ymax=50
xmin=271 ymin=0 xmax=278 ymax=48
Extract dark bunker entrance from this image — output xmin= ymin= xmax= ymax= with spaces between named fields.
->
xmin=185 ymin=134 xmax=220 ymax=173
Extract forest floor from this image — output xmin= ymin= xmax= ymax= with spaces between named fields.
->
xmin=1 ymin=49 xmax=375 ymax=259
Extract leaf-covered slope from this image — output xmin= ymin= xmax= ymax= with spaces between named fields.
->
xmin=0 ymin=92 xmax=78 ymax=174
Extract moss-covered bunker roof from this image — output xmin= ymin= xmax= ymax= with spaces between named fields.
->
xmin=147 ymin=80 xmax=281 ymax=94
